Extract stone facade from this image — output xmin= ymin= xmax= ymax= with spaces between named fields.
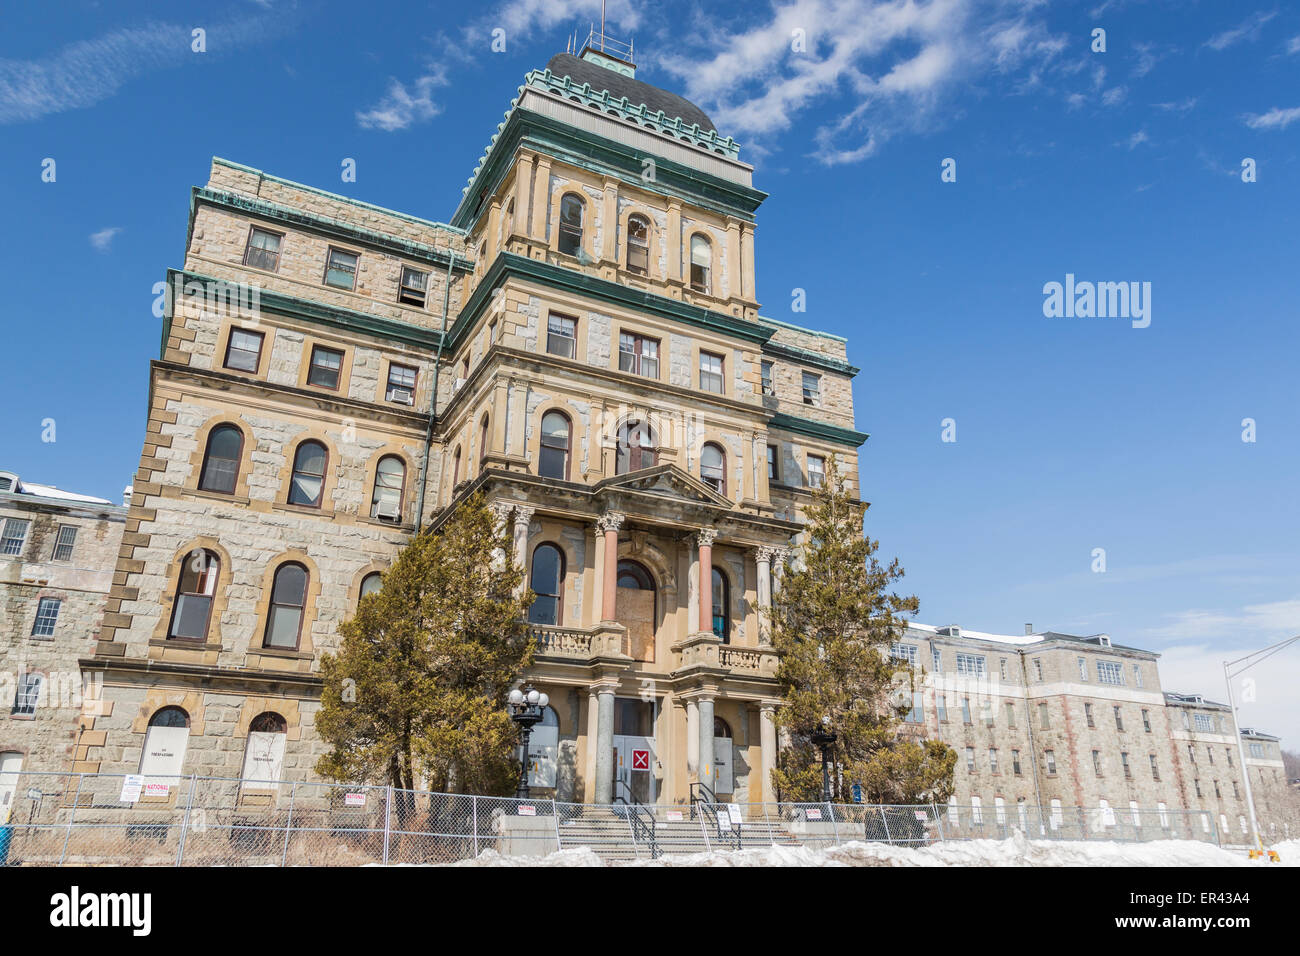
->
xmin=1 ymin=473 xmax=126 ymax=779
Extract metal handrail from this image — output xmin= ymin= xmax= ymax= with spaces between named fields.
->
xmin=613 ymin=780 xmax=659 ymax=859
xmin=689 ymin=782 xmax=739 ymax=850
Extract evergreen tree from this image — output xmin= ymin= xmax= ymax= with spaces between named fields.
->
xmin=769 ymin=457 xmax=956 ymax=804
xmin=315 ymin=493 xmax=535 ymax=798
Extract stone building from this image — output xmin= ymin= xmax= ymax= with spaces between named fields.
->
xmin=77 ymin=39 xmax=864 ymax=804
xmin=1 ymin=471 xmax=127 ymax=808
xmin=894 ymin=622 xmax=1298 ymax=838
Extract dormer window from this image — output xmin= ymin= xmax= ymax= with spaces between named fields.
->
xmin=689 ymin=234 xmax=711 ymax=293
xmin=558 ymin=194 xmax=584 ymax=257
xmin=626 ymin=215 xmax=649 ymax=275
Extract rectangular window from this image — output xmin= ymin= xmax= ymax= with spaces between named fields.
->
xmin=1121 ymin=752 xmax=1131 ymax=778
xmin=1038 ymin=702 xmax=1050 ymax=730
xmin=890 ymin=643 xmax=917 ymax=666
xmin=1194 ymin=778 xmax=1201 ymax=798
xmin=11 ymin=672 xmax=42 ymax=716
xmin=385 ymin=363 xmax=417 ymax=405
xmin=243 ymin=227 xmax=282 ymax=271
xmin=1097 ymin=661 xmax=1124 ymax=685
xmin=547 ymin=314 xmax=577 ymax=358
xmin=1132 ymin=663 xmax=1143 ymax=688
xmin=766 ymin=445 xmax=779 ymax=482
xmin=1194 ymin=713 xmax=1214 ymax=732
xmin=52 ymin=525 xmax=78 ymax=561
xmin=699 ymin=351 xmax=724 ymax=394
xmin=906 ymin=692 xmax=923 ymax=723
xmin=1012 ymin=749 xmax=1022 ymax=775
xmin=1113 ymin=706 xmax=1124 ymax=732
xmin=324 ymin=247 xmax=358 ymax=290
xmin=801 ymin=371 xmax=821 ymax=406
xmin=2 ymin=518 xmax=30 ymax=556
xmin=935 ymin=692 xmax=947 ymax=722
xmin=307 ymin=346 xmax=344 ymax=389
xmin=1078 ymin=657 xmax=1088 ymax=680
xmin=760 ymin=360 xmax=774 ymax=396
xmin=989 ymin=748 xmax=999 ymax=773
xmin=965 ymin=747 xmax=975 ymax=772
xmin=1005 ymin=702 xmax=1015 ymax=727
xmin=398 ymin=266 xmax=428 ymax=307
xmin=1085 ymin=702 xmax=1095 ymax=728
xmin=1207 ymin=748 xmax=1214 ymax=765
xmin=982 ymin=699 xmax=994 ymax=727
xmin=1250 ymin=742 xmax=1265 ymax=758
xmin=961 ymin=697 xmax=972 ymax=725
xmin=31 ymin=597 xmax=61 ymax=637
xmin=1141 ymin=709 xmax=1151 ymax=733
xmin=618 ymin=332 xmax=659 ymax=379
xmin=1045 ymin=750 xmax=1057 ymax=775
xmin=955 ymin=653 xmax=986 ymax=677
xmin=931 ymin=647 xmax=942 ymax=673
xmin=1092 ymin=750 xmax=1102 ymax=776
xmin=999 ymin=658 xmax=1008 ymax=680
xmin=1188 ymin=744 xmax=1196 ymax=763
xmin=224 ymin=327 xmax=264 ymax=373
xmin=1150 ymin=755 xmax=1160 ymax=780
xmin=1226 ymin=749 xmax=1232 ymax=767
xmin=1033 ymin=659 xmax=1043 ymax=681
xmin=806 ymin=455 xmax=825 ymax=489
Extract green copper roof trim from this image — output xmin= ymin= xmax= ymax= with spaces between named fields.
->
xmin=167 ymin=269 xmax=446 ymax=350
xmin=192 ymin=187 xmax=474 ymax=274
xmin=448 ymin=252 xmax=774 ymax=351
xmin=452 ymin=107 xmax=767 ymax=229
xmin=768 ymin=412 xmax=869 ymax=448
xmin=757 ymin=314 xmax=847 ymax=343
xmin=761 ymin=340 xmax=859 ymax=377
xmin=211 ymin=158 xmax=465 ymax=234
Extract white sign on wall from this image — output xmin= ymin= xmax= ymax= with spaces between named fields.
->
xmin=139 ymin=724 xmax=189 ymax=787
xmin=241 ymin=731 xmax=286 ymax=787
xmin=119 ymin=774 xmax=144 ymax=803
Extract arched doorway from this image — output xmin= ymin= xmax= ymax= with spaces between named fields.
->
xmin=616 ymin=559 xmax=656 ymax=662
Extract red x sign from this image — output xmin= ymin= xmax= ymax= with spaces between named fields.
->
xmin=632 ymin=749 xmax=650 ymax=770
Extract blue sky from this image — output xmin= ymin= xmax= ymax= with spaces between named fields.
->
xmin=2 ymin=1 xmax=1298 ymax=740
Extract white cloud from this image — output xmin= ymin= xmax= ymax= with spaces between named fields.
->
xmin=1122 ymin=129 xmax=1149 ymax=149
xmin=0 ymin=15 xmax=281 ymax=124
xmin=1153 ymin=97 xmax=1197 ymax=113
xmin=89 ymin=227 xmax=122 ymax=252
xmin=1156 ymin=642 xmax=1300 ymax=745
xmin=1141 ymin=599 xmax=1300 ymax=643
xmin=1244 ymin=105 xmax=1300 ymax=130
xmin=1205 ymin=11 xmax=1277 ymax=51
xmin=1288 ymin=34 xmax=1300 ymax=54
xmin=1102 ymin=85 xmax=1127 ymax=107
xmin=356 ymin=67 xmax=448 ymax=131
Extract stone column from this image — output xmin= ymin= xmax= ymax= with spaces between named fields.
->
xmin=511 ymin=506 xmax=535 ymax=594
xmin=594 ymin=686 xmax=616 ymax=804
xmin=755 ymin=546 xmax=777 ymax=647
xmin=488 ymin=503 xmax=513 ymax=571
xmin=685 ymin=699 xmax=699 ymax=777
xmin=698 ymin=695 xmax=716 ymax=795
xmin=759 ymin=704 xmax=778 ymax=805
xmin=696 ymin=529 xmax=717 ymax=633
xmin=725 ymin=218 xmax=742 ymax=299
xmin=601 ymin=177 xmax=618 ymax=264
xmin=597 ymin=512 xmax=625 ymax=622
xmin=530 ymin=156 xmax=551 ymax=243
xmin=514 ymin=154 xmax=534 ymax=237
xmin=666 ymin=200 xmax=682 ymax=284
xmin=584 ymin=690 xmax=599 ymax=797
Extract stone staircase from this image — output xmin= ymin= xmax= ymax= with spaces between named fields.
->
xmin=555 ymin=805 xmax=804 ymax=862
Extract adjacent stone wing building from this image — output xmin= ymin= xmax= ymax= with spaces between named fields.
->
xmin=76 ymin=40 xmax=864 ymax=804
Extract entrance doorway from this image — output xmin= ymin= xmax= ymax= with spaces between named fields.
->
xmin=612 ymin=697 xmax=656 ymax=804
xmin=714 ymin=718 xmax=733 ymax=796
xmin=0 ymin=752 xmax=22 ymax=824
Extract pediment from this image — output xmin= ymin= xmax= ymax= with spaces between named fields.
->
xmin=595 ymin=465 xmax=732 ymax=508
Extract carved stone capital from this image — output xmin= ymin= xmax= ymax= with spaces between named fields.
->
xmin=692 ymin=528 xmax=718 ymax=549
xmin=596 ymin=511 xmax=626 ymax=534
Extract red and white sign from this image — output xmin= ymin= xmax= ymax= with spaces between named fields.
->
xmin=518 ymin=804 xmax=537 ymax=816
xmin=915 ymin=811 xmax=928 ymax=822
xmin=666 ymin=810 xmax=683 ymax=822
xmin=344 ymin=793 xmax=365 ymax=807
xmin=806 ymin=808 xmax=822 ymax=820
xmin=631 ymin=749 xmax=650 ymax=770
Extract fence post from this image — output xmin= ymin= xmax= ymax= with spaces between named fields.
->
xmin=932 ymin=801 xmax=944 ymax=843
xmin=173 ymin=774 xmax=197 ymax=866
xmin=551 ymin=799 xmax=562 ymax=855
xmin=280 ymin=781 xmax=297 ymax=867
xmin=59 ymin=773 xmax=84 ymax=866
xmin=826 ymin=802 xmax=841 ymax=845
xmin=472 ymin=795 xmax=479 ymax=858
xmin=880 ymin=806 xmax=892 ymax=845
xmin=382 ymin=786 xmax=393 ymax=865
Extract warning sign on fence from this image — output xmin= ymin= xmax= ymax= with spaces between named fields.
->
xmin=344 ymin=793 xmax=365 ymax=807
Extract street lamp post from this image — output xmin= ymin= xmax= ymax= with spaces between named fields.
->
xmin=1224 ymin=634 xmax=1300 ymax=853
xmin=507 ymin=685 xmax=549 ymax=800
xmin=810 ymin=715 xmax=837 ymax=804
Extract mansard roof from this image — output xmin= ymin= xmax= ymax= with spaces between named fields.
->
xmin=543 ymin=52 xmax=716 ymax=133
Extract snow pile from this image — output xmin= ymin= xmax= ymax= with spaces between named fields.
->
xmin=451 ymin=830 xmax=1297 ymax=867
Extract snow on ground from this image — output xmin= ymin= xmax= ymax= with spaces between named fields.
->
xmin=452 ymin=831 xmax=1298 ymax=867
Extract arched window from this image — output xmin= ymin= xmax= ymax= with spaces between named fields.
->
xmin=264 ymin=563 xmax=308 ymax=649
xmin=714 ymin=717 xmax=732 ymax=738
xmin=370 ymin=455 xmax=405 ymax=521
xmin=168 ymin=548 xmax=220 ymax=641
xmin=140 ymin=707 xmax=190 ymax=785
xmin=242 ymin=712 xmax=287 ymax=786
xmin=359 ymin=572 xmax=383 ymax=599
xmin=615 ymin=420 xmax=656 ymax=474
xmin=528 ymin=705 xmax=560 ymax=788
xmin=288 ymin=441 xmax=327 ymax=507
xmin=701 ymin=443 xmax=726 ymax=494
xmin=538 ymin=411 xmax=571 ymax=480
xmin=626 ymin=215 xmax=649 ymax=275
xmin=711 ymin=566 xmax=729 ymax=643
xmin=690 ymin=234 xmax=711 ymax=293
xmin=558 ymin=194 xmax=584 ymax=256
xmin=617 ymin=560 xmax=655 ymax=591
xmin=479 ymin=415 xmax=491 ymax=464
xmin=199 ymin=425 xmax=243 ymax=494
xmin=527 ymin=543 xmax=564 ymax=626
xmin=452 ymin=446 xmax=462 ymax=486
xmin=616 ymin=559 xmax=657 ymax=662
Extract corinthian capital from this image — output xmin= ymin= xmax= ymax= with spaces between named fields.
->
xmin=596 ymin=511 xmax=626 ymax=534
xmin=692 ymin=528 xmax=718 ymax=549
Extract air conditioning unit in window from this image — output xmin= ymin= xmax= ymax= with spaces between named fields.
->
xmin=374 ymin=500 xmax=402 ymax=521
xmin=388 ymin=387 xmax=414 ymax=406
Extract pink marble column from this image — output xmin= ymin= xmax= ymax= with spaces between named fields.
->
xmin=696 ymin=528 xmax=717 ymax=633
xmin=598 ymin=512 xmax=624 ymax=621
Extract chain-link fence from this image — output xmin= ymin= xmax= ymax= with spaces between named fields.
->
xmin=0 ymin=771 xmax=1246 ymax=866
